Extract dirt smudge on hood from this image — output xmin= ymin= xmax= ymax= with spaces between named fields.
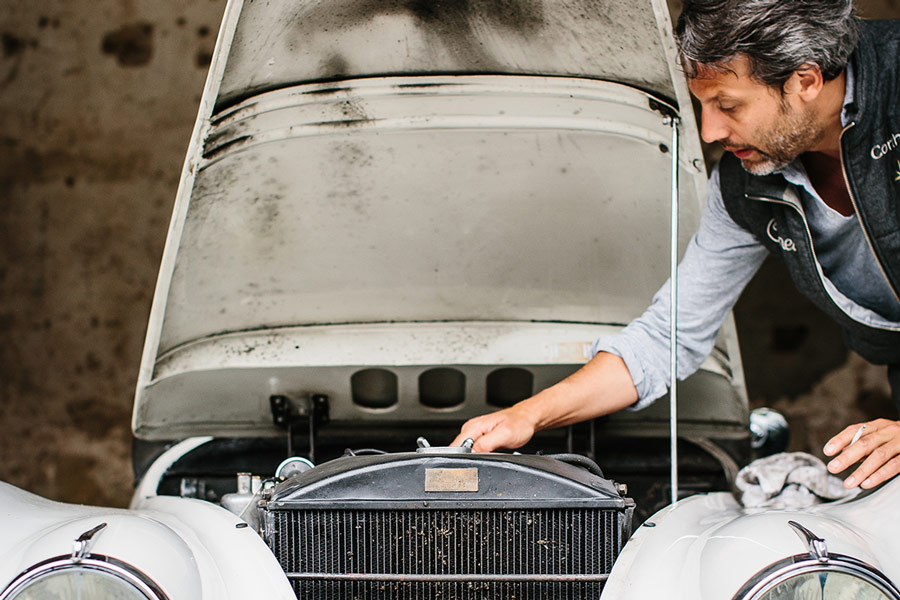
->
xmin=300 ymin=0 xmax=545 ymax=70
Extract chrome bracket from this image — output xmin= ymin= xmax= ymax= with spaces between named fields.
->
xmin=71 ymin=522 xmax=108 ymax=563
xmin=788 ymin=520 xmax=829 ymax=563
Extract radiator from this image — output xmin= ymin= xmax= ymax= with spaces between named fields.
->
xmin=260 ymin=451 xmax=633 ymax=599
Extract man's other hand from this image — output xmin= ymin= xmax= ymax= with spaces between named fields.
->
xmin=451 ymin=405 xmax=539 ymax=453
xmin=824 ymin=419 xmax=900 ymax=489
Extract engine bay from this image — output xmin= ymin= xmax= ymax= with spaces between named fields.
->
xmin=134 ymin=408 xmax=741 ymax=598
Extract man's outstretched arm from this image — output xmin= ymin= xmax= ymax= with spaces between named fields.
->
xmin=450 ymin=352 xmax=639 ymax=452
xmin=452 ymin=166 xmax=769 ymax=453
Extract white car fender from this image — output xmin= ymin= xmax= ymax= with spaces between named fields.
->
xmin=603 ymin=477 xmax=900 ymax=599
xmin=0 ymin=481 xmax=294 ymax=600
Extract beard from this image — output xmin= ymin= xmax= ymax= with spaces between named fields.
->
xmin=729 ymin=100 xmax=827 ymax=176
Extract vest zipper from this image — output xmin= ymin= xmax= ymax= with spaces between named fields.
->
xmin=839 ymin=121 xmax=900 ymax=307
xmin=744 ymin=191 xmax=900 ymax=332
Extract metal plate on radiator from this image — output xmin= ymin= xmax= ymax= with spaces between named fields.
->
xmin=424 ymin=468 xmax=479 ymax=492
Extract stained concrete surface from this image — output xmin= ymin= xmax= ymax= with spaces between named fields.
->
xmin=1 ymin=0 xmax=224 ymax=506
xmin=0 ymin=1 xmax=898 ymax=508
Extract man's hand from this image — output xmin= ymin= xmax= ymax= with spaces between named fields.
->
xmin=824 ymin=419 xmax=900 ymax=489
xmin=450 ymin=352 xmax=639 ymax=452
xmin=451 ymin=405 xmax=539 ymax=453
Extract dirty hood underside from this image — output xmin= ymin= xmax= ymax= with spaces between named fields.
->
xmin=133 ymin=0 xmax=745 ymax=440
xmin=216 ymin=0 xmax=680 ymax=109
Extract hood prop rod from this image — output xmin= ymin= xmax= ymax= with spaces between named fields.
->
xmin=666 ymin=115 xmax=681 ymax=506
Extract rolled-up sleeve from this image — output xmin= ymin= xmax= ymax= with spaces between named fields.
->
xmin=591 ymin=164 xmax=769 ymax=409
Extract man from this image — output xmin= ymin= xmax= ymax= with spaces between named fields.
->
xmin=453 ymin=0 xmax=900 ymax=491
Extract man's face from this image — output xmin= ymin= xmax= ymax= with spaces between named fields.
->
xmin=688 ymin=56 xmax=826 ymax=175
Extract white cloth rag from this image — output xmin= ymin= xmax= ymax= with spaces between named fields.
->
xmin=734 ymin=451 xmax=858 ymax=509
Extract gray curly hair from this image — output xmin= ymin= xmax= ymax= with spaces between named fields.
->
xmin=674 ymin=0 xmax=860 ymax=89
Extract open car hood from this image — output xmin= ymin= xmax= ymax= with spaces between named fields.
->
xmin=134 ymin=0 xmax=747 ymax=440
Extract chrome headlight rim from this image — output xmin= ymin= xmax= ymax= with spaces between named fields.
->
xmin=732 ymin=553 xmax=900 ymax=600
xmin=0 ymin=554 xmax=169 ymax=600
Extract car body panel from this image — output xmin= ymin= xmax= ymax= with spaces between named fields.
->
xmin=0 ymin=482 xmax=294 ymax=600
xmin=603 ymin=477 xmax=900 ymax=599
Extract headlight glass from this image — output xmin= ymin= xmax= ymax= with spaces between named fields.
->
xmin=736 ymin=555 xmax=900 ymax=600
xmin=10 ymin=568 xmax=147 ymax=600
xmin=1 ymin=558 xmax=166 ymax=600
xmin=759 ymin=571 xmax=892 ymax=600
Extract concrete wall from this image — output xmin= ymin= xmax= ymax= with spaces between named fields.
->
xmin=1 ymin=1 xmax=898 ymax=507
xmin=1 ymin=0 xmax=225 ymax=506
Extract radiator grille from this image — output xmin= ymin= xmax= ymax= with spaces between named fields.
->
xmin=267 ymin=508 xmax=624 ymax=599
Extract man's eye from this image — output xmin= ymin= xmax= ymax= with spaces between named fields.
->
xmin=719 ymin=105 xmax=737 ymax=114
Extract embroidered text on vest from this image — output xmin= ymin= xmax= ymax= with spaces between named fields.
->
xmin=766 ymin=219 xmax=797 ymax=252
xmin=871 ymin=132 xmax=900 ymax=160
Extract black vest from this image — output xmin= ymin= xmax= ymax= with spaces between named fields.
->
xmin=719 ymin=20 xmax=900 ymax=402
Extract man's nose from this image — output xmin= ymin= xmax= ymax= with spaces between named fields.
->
xmin=700 ymin=108 xmax=730 ymax=145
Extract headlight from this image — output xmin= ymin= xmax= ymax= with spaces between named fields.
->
xmin=0 ymin=557 xmax=167 ymax=600
xmin=735 ymin=521 xmax=900 ymax=600
xmin=735 ymin=557 xmax=900 ymax=600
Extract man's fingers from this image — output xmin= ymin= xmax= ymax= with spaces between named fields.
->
xmin=858 ymin=455 xmax=900 ymax=489
xmin=848 ymin=449 xmax=900 ymax=489
xmin=473 ymin=421 xmax=530 ymax=452
xmin=824 ymin=421 xmax=870 ymax=456
xmin=450 ymin=425 xmax=477 ymax=448
xmin=452 ymin=407 xmax=537 ymax=452
xmin=449 ymin=433 xmax=468 ymax=448
xmin=827 ymin=430 xmax=874 ymax=474
xmin=472 ymin=429 xmax=506 ymax=453
xmin=825 ymin=419 xmax=896 ymax=473
xmin=450 ymin=416 xmax=494 ymax=447
xmin=826 ymin=420 xmax=900 ymax=489
xmin=844 ymin=433 xmax=900 ymax=488
xmin=826 ymin=418 xmax=898 ymax=456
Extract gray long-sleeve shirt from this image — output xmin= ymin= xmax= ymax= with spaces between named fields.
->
xmin=591 ymin=159 xmax=900 ymax=411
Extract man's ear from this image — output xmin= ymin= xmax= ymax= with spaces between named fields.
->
xmin=784 ymin=64 xmax=824 ymax=102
